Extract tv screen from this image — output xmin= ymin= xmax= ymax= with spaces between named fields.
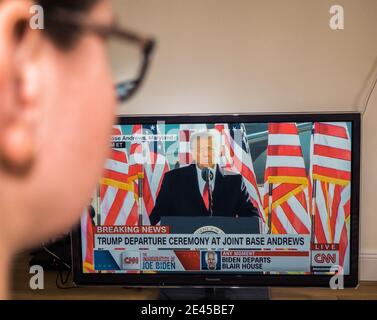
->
xmin=72 ymin=113 xmax=360 ymax=287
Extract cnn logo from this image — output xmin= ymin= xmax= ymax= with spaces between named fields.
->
xmin=314 ymin=253 xmax=337 ymax=264
xmin=124 ymin=257 xmax=139 ymax=264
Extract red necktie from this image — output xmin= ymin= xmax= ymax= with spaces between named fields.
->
xmin=203 ymin=182 xmax=209 ymax=211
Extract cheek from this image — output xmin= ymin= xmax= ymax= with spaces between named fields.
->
xmin=33 ymin=42 xmax=116 ymax=237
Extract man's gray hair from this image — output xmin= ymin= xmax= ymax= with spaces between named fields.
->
xmin=189 ymin=130 xmax=221 ymax=152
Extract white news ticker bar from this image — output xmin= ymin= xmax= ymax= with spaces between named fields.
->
xmin=100 ymin=249 xmax=311 ymax=273
xmin=94 ymin=234 xmax=310 ymax=251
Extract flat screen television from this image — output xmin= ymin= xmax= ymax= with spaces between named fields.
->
xmin=71 ymin=113 xmax=360 ymax=287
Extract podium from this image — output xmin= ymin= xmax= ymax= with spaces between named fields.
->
xmin=160 ymin=216 xmax=260 ymax=234
xmin=158 ymin=215 xmax=269 ymax=300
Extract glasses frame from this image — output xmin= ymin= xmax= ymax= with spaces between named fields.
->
xmin=45 ymin=9 xmax=156 ymax=102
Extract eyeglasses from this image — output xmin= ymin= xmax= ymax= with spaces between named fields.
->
xmin=45 ymin=9 xmax=156 ymax=103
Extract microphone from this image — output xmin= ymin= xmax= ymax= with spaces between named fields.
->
xmin=201 ymin=167 xmax=214 ymax=183
xmin=138 ymin=173 xmax=143 ymax=198
xmin=201 ymin=168 xmax=214 ymax=215
xmin=137 ymin=172 xmax=144 ymax=226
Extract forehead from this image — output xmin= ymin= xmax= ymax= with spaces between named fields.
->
xmin=195 ymin=135 xmax=213 ymax=144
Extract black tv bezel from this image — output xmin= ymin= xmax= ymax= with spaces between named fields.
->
xmin=71 ymin=112 xmax=360 ymax=288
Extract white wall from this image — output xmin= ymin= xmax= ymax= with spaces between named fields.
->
xmin=113 ymin=0 xmax=377 ymax=280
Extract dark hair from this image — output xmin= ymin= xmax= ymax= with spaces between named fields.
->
xmin=36 ymin=0 xmax=100 ymax=49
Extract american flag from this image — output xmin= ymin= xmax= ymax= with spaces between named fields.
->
xmin=99 ymin=124 xmax=170 ymax=226
xmin=309 ymin=122 xmax=351 ymax=270
xmin=127 ymin=123 xmax=170 ymax=224
xmin=264 ymin=123 xmax=311 ymax=235
xmin=214 ymin=123 xmax=266 ymax=225
xmin=100 ymin=126 xmax=137 ymax=226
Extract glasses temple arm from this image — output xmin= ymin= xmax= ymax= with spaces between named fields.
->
xmin=116 ymin=39 xmax=156 ymax=103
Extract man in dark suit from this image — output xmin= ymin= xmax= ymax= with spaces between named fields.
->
xmin=149 ymin=130 xmax=260 ymax=225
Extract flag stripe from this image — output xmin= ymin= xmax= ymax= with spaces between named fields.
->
xmin=102 ymin=169 xmax=130 ymax=184
xmin=104 ymin=159 xmax=129 ymax=174
xmin=281 ymin=200 xmax=310 ymax=234
xmin=330 ymin=184 xmax=342 ymax=243
xmin=314 ymin=123 xmax=348 ymax=139
xmin=269 ymin=183 xmax=301 ymax=202
xmin=104 ymin=189 xmax=127 ymax=225
xmin=126 ymin=201 xmax=139 ymax=225
xmin=314 ymin=134 xmax=351 ymax=151
xmin=313 ymin=155 xmax=351 ymax=172
xmin=338 ymin=223 xmax=348 ymax=267
xmin=268 ymin=123 xmax=299 ymax=135
xmin=266 ymin=167 xmax=307 ymax=179
xmin=287 ymin=195 xmax=311 ymax=230
xmin=266 ymin=156 xmax=306 ymax=169
xmin=312 ymin=165 xmax=351 ymax=181
xmin=315 ymin=181 xmax=331 ymax=242
xmin=100 ymin=184 xmax=108 ymax=199
xmin=100 ymin=185 xmax=116 ymax=223
xmin=272 ymin=207 xmax=288 ymax=234
xmin=267 ymin=145 xmax=303 ymax=157
xmin=314 ymin=204 xmax=327 ymax=243
xmin=115 ymin=191 xmax=135 ymax=225
xmin=110 ymin=149 xmax=128 ymax=162
xmin=313 ymin=144 xmax=351 ymax=161
xmin=268 ymin=134 xmax=301 ymax=146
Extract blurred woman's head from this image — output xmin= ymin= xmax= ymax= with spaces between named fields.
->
xmin=0 ymin=0 xmax=116 ymax=251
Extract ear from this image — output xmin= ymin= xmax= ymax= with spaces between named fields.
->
xmin=0 ymin=0 xmax=43 ymax=176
